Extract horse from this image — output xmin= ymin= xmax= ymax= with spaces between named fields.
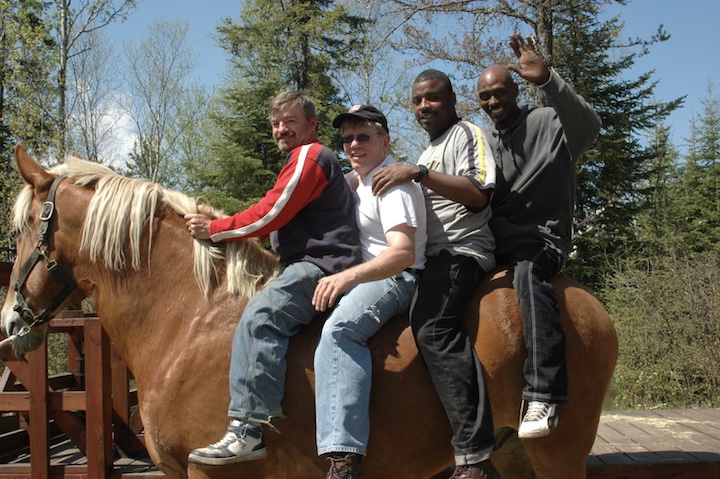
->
xmin=1 ymin=145 xmax=617 ymax=479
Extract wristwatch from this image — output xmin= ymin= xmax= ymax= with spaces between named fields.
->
xmin=413 ymin=164 xmax=428 ymax=183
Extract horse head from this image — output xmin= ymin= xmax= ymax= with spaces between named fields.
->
xmin=2 ymin=145 xmax=278 ymax=359
xmin=1 ymin=146 xmax=88 ymax=355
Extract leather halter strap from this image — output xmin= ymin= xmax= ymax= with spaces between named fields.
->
xmin=12 ymin=174 xmax=78 ymax=329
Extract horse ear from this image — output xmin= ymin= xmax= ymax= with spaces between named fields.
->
xmin=14 ymin=144 xmax=54 ymax=190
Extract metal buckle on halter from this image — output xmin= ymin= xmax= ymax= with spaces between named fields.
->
xmin=37 ymin=201 xmax=55 ymax=240
xmin=46 ymin=259 xmax=59 ymax=274
xmin=39 ymin=201 xmax=55 ymax=221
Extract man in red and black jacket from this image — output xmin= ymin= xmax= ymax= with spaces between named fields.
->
xmin=185 ymin=90 xmax=361 ymax=466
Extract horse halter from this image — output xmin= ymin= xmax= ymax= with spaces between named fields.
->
xmin=12 ymin=173 xmax=78 ymax=335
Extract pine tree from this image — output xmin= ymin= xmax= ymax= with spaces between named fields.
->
xmin=633 ymin=123 xmax=683 ymax=259
xmin=551 ymin=6 xmax=683 ymax=287
xmin=670 ymin=82 xmax=720 ymax=254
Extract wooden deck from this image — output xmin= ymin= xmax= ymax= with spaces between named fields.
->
xmin=0 ymin=434 xmax=162 ymax=478
xmin=588 ymin=408 xmax=720 ymax=478
xmin=2 ymin=408 xmax=719 ymax=478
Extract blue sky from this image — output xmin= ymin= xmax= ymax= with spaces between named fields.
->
xmin=105 ymin=0 xmax=718 ymax=156
xmin=105 ymin=0 xmax=239 ymax=87
xmin=603 ymin=0 xmax=719 ymax=154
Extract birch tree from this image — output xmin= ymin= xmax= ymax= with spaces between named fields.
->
xmin=121 ymin=19 xmax=199 ymax=185
xmin=53 ymin=0 xmax=137 ymax=154
xmin=67 ymin=28 xmax=121 ymax=163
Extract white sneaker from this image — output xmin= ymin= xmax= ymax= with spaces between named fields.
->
xmin=518 ymin=401 xmax=558 ymax=439
xmin=188 ymin=419 xmax=267 ymax=465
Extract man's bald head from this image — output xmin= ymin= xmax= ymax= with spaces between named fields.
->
xmin=477 ymin=65 xmax=521 ymax=130
xmin=479 ymin=65 xmax=515 ymax=88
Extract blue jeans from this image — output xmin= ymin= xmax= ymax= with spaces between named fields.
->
xmin=410 ymin=251 xmax=494 ymax=465
xmin=502 ymin=245 xmax=568 ymax=403
xmin=228 ymin=261 xmax=325 ymax=423
xmin=315 ymin=270 xmax=419 ymax=456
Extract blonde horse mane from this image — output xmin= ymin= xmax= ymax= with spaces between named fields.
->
xmin=12 ymin=154 xmax=279 ymax=299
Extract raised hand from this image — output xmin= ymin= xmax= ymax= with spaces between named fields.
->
xmin=508 ymin=33 xmax=550 ymax=85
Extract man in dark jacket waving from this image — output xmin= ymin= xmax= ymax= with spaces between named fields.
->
xmin=477 ymin=33 xmax=601 ymax=439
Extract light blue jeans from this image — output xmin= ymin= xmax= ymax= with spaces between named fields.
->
xmin=228 ymin=261 xmax=325 ymax=423
xmin=315 ymin=270 xmax=419 ymax=456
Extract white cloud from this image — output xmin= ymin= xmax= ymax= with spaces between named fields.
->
xmin=101 ymin=92 xmax=137 ymax=170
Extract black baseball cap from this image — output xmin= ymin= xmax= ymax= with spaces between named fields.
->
xmin=332 ymin=104 xmax=389 ymax=133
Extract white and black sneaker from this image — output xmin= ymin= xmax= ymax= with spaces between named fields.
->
xmin=518 ymin=401 xmax=559 ymax=439
xmin=188 ymin=419 xmax=267 ymax=465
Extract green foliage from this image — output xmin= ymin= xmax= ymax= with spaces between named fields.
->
xmin=600 ymin=85 xmax=720 ymax=409
xmin=47 ymin=333 xmax=70 ymax=376
xmin=601 ymin=252 xmax=720 ymax=409
xmin=0 ymin=0 xmax=58 ymax=158
xmin=0 ymin=155 xmax=22 ymax=252
xmin=626 ymin=84 xmax=720 ymax=263
xmin=169 ymin=85 xmax=218 ymax=192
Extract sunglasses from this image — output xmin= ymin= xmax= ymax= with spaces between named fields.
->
xmin=341 ymin=133 xmax=379 ymax=144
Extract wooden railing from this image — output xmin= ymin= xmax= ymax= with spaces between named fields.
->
xmin=0 ymin=262 xmax=150 ymax=478
xmin=0 ymin=261 xmax=10 ymax=288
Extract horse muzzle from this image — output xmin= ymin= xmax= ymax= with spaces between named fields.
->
xmin=0 ymin=301 xmax=46 ymax=355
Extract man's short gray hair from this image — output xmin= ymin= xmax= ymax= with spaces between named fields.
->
xmin=268 ymin=90 xmax=316 ymax=119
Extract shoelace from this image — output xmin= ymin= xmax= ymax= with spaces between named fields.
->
xmin=451 ymin=465 xmax=474 ymax=479
xmin=328 ymin=456 xmax=349 ymax=473
xmin=208 ymin=431 xmax=243 ymax=449
xmin=208 ymin=425 xmax=250 ymax=449
xmin=327 ymin=456 xmax=363 ymax=478
xmin=524 ymin=402 xmax=550 ymax=422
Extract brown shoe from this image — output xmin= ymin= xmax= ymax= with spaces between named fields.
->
xmin=449 ymin=459 xmax=500 ymax=479
xmin=325 ymin=453 xmax=366 ymax=479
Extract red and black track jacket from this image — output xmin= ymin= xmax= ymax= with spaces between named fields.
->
xmin=209 ymin=142 xmax=361 ymax=274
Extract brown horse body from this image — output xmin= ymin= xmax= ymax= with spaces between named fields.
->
xmin=1 ymin=146 xmax=617 ymax=479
